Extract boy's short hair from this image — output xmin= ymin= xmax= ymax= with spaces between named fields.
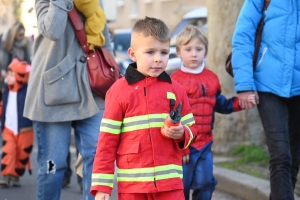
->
xmin=131 ymin=16 xmax=170 ymax=47
xmin=176 ymin=25 xmax=208 ymax=54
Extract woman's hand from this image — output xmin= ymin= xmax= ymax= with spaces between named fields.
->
xmin=238 ymin=91 xmax=259 ymax=109
xmin=1 ymin=70 xmax=7 ymax=78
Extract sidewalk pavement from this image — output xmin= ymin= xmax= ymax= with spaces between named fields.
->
xmin=213 ymin=156 xmax=300 ymax=200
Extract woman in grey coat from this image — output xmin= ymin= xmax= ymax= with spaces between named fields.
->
xmin=23 ymin=0 xmax=112 ymax=199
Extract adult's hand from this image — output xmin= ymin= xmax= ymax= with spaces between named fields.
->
xmin=1 ymin=69 xmax=7 ymax=78
xmin=238 ymin=91 xmax=259 ymax=109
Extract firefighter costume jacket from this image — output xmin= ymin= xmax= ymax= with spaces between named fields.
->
xmin=171 ymin=67 xmax=241 ymax=154
xmin=90 ymin=63 xmax=196 ymax=196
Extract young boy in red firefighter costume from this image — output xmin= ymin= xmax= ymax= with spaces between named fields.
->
xmin=171 ymin=25 xmax=256 ymax=200
xmin=0 ymin=58 xmax=33 ymax=187
xmin=90 ymin=17 xmax=197 ymax=200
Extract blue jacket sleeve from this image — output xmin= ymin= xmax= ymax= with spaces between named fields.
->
xmin=232 ymin=0 xmax=264 ymax=93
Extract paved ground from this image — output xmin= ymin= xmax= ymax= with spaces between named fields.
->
xmin=0 ymin=138 xmax=243 ymax=200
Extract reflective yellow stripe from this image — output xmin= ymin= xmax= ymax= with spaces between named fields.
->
xmin=183 ymin=125 xmax=194 ymax=149
xmin=91 ymin=173 xmax=114 ymax=187
xmin=117 ymin=164 xmax=182 ymax=182
xmin=167 ymin=92 xmax=176 ymax=100
xmin=100 ymin=118 xmax=122 ymax=134
xmin=122 ymin=114 xmax=168 ymax=132
xmin=181 ymin=113 xmax=195 ymax=126
xmin=180 ymin=113 xmax=195 ymax=149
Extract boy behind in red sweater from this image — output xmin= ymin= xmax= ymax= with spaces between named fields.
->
xmin=171 ymin=25 xmax=255 ymax=200
xmin=90 ymin=17 xmax=197 ymax=200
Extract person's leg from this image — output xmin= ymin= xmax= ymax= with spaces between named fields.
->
xmin=33 ymin=121 xmax=72 ymax=200
xmin=287 ymin=95 xmax=300 ymax=190
xmin=153 ymin=190 xmax=185 ymax=200
xmin=0 ymin=127 xmax=16 ymax=186
xmin=62 ymin=150 xmax=72 ymax=188
xmin=12 ymin=129 xmax=34 ymax=186
xmin=182 ymin=147 xmax=198 ymax=200
xmin=191 ymin=142 xmax=217 ymax=200
xmin=118 ymin=193 xmax=148 ymax=200
xmin=73 ymin=110 xmax=104 ymax=200
xmin=75 ymin=148 xmax=83 ymax=192
xmin=257 ymin=92 xmax=294 ymax=200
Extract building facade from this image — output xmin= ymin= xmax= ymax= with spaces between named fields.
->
xmin=0 ymin=0 xmax=14 ymax=34
xmin=109 ymin=0 xmax=206 ymax=31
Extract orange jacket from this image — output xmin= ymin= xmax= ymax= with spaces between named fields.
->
xmin=90 ymin=64 xmax=196 ymax=195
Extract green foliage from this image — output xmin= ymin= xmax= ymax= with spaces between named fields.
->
xmin=229 ymin=144 xmax=269 ymax=165
xmin=215 ymin=145 xmax=270 ymax=180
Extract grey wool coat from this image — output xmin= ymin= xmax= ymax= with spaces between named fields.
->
xmin=24 ymin=0 xmax=113 ymax=122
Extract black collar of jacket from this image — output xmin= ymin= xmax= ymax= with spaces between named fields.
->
xmin=125 ymin=62 xmax=172 ymax=85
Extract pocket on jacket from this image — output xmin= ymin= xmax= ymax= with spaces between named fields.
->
xmin=117 ymin=141 xmax=141 ymax=168
xmin=43 ymin=56 xmax=81 ymax=106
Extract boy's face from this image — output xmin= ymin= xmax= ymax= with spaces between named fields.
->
xmin=177 ymin=38 xmax=206 ymax=69
xmin=128 ymin=33 xmax=170 ymax=77
xmin=6 ymin=70 xmax=15 ymax=85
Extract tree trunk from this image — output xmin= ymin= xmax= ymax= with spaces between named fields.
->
xmin=206 ymin=0 xmax=265 ymax=154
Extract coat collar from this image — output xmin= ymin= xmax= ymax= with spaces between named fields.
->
xmin=125 ymin=63 xmax=172 ymax=85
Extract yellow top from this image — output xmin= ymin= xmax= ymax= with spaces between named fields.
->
xmin=74 ymin=0 xmax=106 ymax=49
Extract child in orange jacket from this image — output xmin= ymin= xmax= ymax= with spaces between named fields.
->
xmin=0 ymin=58 xmax=33 ymax=187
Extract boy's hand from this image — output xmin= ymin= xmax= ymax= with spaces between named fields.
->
xmin=95 ymin=192 xmax=109 ymax=200
xmin=182 ymin=154 xmax=189 ymax=164
xmin=162 ymin=123 xmax=184 ymax=140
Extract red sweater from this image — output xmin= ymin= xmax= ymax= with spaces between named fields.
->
xmin=171 ymin=68 xmax=241 ymax=154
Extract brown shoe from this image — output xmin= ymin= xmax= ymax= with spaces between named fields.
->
xmin=10 ymin=176 xmax=20 ymax=187
xmin=0 ymin=176 xmax=10 ymax=188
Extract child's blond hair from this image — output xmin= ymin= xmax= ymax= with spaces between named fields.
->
xmin=131 ymin=16 xmax=170 ymax=47
xmin=176 ymin=25 xmax=208 ymax=55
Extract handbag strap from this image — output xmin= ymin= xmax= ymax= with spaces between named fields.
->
xmin=253 ymin=0 xmax=270 ymax=68
xmin=68 ymin=7 xmax=90 ymax=54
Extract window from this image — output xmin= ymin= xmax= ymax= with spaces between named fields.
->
xmin=117 ymin=0 xmax=125 ymax=6
xmin=130 ymin=0 xmax=138 ymax=18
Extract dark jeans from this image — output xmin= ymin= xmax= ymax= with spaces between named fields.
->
xmin=257 ymin=92 xmax=300 ymax=200
xmin=182 ymin=142 xmax=217 ymax=200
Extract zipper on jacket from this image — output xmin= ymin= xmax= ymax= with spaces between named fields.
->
xmin=256 ymin=47 xmax=268 ymax=69
xmin=154 ymin=178 xmax=157 ymax=187
xmin=144 ymin=87 xmax=146 ymax=96
xmin=201 ymin=85 xmax=206 ymax=96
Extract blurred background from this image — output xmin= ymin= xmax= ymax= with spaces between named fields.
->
xmin=0 ymin=0 xmax=265 ymax=155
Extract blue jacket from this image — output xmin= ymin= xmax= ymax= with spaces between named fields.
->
xmin=1 ymin=84 xmax=32 ymax=132
xmin=232 ymin=0 xmax=300 ymax=97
